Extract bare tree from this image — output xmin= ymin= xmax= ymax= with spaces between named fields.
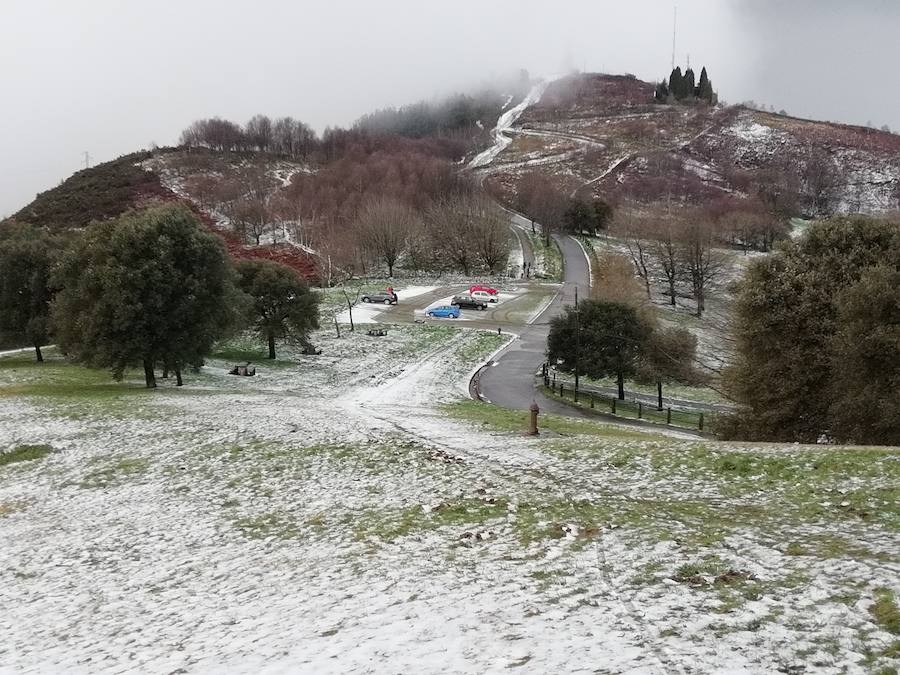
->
xmin=245 ymin=114 xmax=273 ymax=152
xmin=678 ymin=217 xmax=725 ymax=317
xmin=356 ymin=197 xmax=414 ymax=277
xmin=651 ymin=216 xmax=684 ymax=307
xmin=613 ymin=211 xmax=655 ymax=300
xmin=802 ymin=147 xmax=839 ymax=216
xmin=470 ymin=197 xmax=510 ymax=274
xmin=427 ymin=195 xmax=476 ymax=276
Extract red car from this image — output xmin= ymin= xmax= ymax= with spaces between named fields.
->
xmin=469 ymin=284 xmax=498 ymax=296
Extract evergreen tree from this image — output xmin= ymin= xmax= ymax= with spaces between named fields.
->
xmin=668 ymin=67 xmax=684 ymax=100
xmin=51 ymin=204 xmax=238 ymax=388
xmin=236 ymin=259 xmax=320 ymax=359
xmin=0 ymin=224 xmax=60 ymax=362
xmin=684 ymin=68 xmax=696 ymax=99
xmin=828 ymin=265 xmax=900 ymax=445
xmin=654 ymin=80 xmax=669 ymax=102
xmin=724 ymin=216 xmax=900 ymax=442
xmin=547 ymin=300 xmax=650 ymax=400
xmin=698 ymin=67 xmax=715 ymax=103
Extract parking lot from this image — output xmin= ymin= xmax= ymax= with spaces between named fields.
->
xmin=371 ymin=282 xmax=559 ymax=327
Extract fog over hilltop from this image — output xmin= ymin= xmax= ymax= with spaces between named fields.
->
xmin=2 ymin=0 xmax=898 ymax=216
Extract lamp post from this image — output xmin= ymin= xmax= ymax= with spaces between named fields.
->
xmin=574 ymin=286 xmax=580 ymax=402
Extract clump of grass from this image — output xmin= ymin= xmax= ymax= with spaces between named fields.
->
xmin=871 ymin=589 xmax=900 ymax=636
xmin=78 ymin=457 xmax=150 ymax=488
xmin=0 ymin=444 xmax=54 ymax=467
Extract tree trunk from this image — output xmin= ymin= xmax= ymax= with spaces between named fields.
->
xmin=668 ymin=280 xmax=677 ymax=306
xmin=34 ymin=343 xmax=43 ymax=363
xmin=657 ymin=380 xmax=663 ymax=410
xmin=617 ymin=371 xmax=625 ymax=401
xmin=143 ymin=360 xmax=157 ymax=388
xmin=162 ymin=365 xmax=169 ymax=378
xmin=175 ymin=369 xmax=183 ymax=387
xmin=267 ymin=332 xmax=276 ymax=359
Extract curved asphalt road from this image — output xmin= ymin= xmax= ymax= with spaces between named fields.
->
xmin=477 ymin=233 xmax=593 ymax=416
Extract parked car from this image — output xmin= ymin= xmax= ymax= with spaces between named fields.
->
xmin=451 ymin=295 xmax=488 ymax=310
xmin=426 ymin=305 xmax=460 ymax=319
xmin=360 ymin=291 xmax=397 ymax=305
xmin=469 ymin=289 xmax=498 ymax=303
xmin=469 ymin=284 xmax=499 ymax=296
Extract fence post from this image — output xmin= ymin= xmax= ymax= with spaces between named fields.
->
xmin=590 ymin=394 xmax=595 ymax=409
xmin=611 ymin=398 xmax=616 ymax=414
xmin=638 ymin=402 xmax=642 ymax=419
xmin=559 ymin=384 xmax=564 ymax=398
xmin=699 ymin=413 xmax=704 ymax=431
xmin=666 ymin=408 xmax=671 ymax=425
xmin=552 ymin=372 xmax=556 ymax=388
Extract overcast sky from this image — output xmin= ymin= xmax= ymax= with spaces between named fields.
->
xmin=2 ymin=0 xmax=899 ymax=216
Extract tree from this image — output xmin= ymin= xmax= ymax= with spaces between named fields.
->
xmin=245 ymin=114 xmax=273 ymax=152
xmin=640 ymin=326 xmax=700 ymax=409
xmin=51 ymin=204 xmax=237 ymax=388
xmin=725 ymin=215 xmax=900 ymax=443
xmin=668 ymin=67 xmax=685 ymax=100
xmin=0 ymin=224 xmax=59 ymax=362
xmin=827 ymin=265 xmax=900 ymax=444
xmin=697 ymin=67 xmax=715 ymax=103
xmin=236 ymin=259 xmax=320 ymax=359
xmin=470 ymin=197 xmax=510 ymax=274
xmin=547 ymin=300 xmax=649 ymax=400
xmin=679 ymin=217 xmax=725 ymax=317
xmin=683 ymin=68 xmax=696 ymax=98
xmin=654 ymin=79 xmax=669 ymax=102
xmin=651 ymin=216 xmax=685 ymax=307
xmin=356 ymin=197 xmax=414 ymax=277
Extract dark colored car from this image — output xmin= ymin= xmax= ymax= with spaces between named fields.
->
xmin=451 ymin=295 xmax=488 ymax=311
xmin=360 ymin=291 xmax=397 ymax=305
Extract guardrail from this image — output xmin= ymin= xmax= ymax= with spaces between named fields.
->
xmin=539 ymin=366 xmax=708 ymax=432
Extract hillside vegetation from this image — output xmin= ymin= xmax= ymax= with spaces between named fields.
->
xmin=483 ymin=73 xmax=900 ymax=217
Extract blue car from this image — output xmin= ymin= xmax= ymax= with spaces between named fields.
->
xmin=426 ymin=304 xmax=460 ymax=319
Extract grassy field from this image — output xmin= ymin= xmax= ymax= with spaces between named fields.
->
xmin=1 ymin=327 xmax=898 ymax=673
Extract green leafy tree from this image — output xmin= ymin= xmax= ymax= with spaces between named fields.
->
xmin=51 ymin=204 xmax=238 ymax=388
xmin=828 ymin=265 xmax=900 ymax=444
xmin=725 ymin=216 xmax=900 ymax=442
xmin=0 ymin=224 xmax=59 ymax=362
xmin=237 ymin=259 xmax=320 ymax=359
xmin=547 ymin=300 xmax=649 ymax=400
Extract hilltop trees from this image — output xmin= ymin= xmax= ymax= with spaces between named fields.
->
xmin=51 ymin=204 xmax=237 ymax=388
xmin=0 ymin=225 xmax=59 ymax=362
xmin=655 ymin=65 xmax=716 ymax=104
xmin=725 ymin=215 xmax=900 ymax=443
xmin=237 ymin=259 xmax=320 ymax=359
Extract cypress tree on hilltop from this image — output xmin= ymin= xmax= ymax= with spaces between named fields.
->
xmin=684 ymin=68 xmax=696 ymax=99
xmin=698 ymin=66 xmax=715 ymax=103
xmin=669 ymin=67 xmax=684 ymax=100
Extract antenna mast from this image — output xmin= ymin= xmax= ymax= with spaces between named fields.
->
xmin=671 ymin=6 xmax=677 ymax=70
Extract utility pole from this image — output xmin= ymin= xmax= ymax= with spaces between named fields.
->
xmin=574 ymin=286 xmax=580 ymax=398
xmin=83 ymin=151 xmax=91 ymax=169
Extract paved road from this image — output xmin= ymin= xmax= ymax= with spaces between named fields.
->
xmin=477 ymin=233 xmax=593 ymax=416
